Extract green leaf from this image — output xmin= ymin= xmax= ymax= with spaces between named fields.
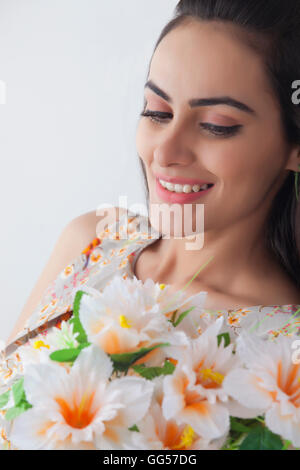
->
xmin=49 ymin=348 xmax=81 ymax=363
xmin=2 ymin=378 xmax=33 ymax=421
xmin=12 ymin=378 xmax=26 ymax=406
xmin=172 ymin=306 xmax=195 ymax=327
xmin=109 ymin=343 xmax=170 ymax=372
xmin=49 ymin=342 xmax=91 ymax=363
xmin=132 ymin=359 xmax=176 ymax=379
xmin=239 ymin=426 xmax=284 ymax=450
xmin=230 ymin=417 xmax=255 ymax=434
xmin=128 ymin=424 xmax=140 ymax=432
xmin=221 ymin=434 xmax=247 ymax=451
xmin=169 ymin=309 xmax=178 ymax=324
xmin=281 ymin=440 xmax=292 ymax=450
xmin=5 ymin=400 xmax=32 ymax=421
xmin=217 ymin=332 xmax=231 ymax=347
xmin=0 ymin=390 xmax=10 ymax=409
xmin=68 ymin=290 xmax=89 ymax=344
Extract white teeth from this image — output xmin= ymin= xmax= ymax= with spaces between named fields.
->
xmin=183 ymin=185 xmax=192 ymax=193
xmin=165 ymin=182 xmax=175 ymax=191
xmin=159 ymin=179 xmax=210 ymax=193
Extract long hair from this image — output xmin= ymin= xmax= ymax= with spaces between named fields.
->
xmin=138 ymin=0 xmax=300 ymax=289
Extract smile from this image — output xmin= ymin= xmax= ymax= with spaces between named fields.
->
xmin=156 ymin=177 xmax=214 ymax=204
xmin=158 ymin=178 xmax=213 ymax=194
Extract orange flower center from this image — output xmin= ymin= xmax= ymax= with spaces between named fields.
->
xmin=55 ymin=391 xmax=98 ymax=429
xmin=277 ymin=361 xmax=300 ymax=407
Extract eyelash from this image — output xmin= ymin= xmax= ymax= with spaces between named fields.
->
xmin=140 ymin=110 xmax=242 ymax=137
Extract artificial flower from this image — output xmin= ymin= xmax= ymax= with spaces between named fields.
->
xmin=9 ymin=344 xmax=154 ymax=450
xmin=223 ymin=331 xmax=300 ymax=447
xmin=78 ymin=276 xmax=190 ymax=366
xmin=161 ymin=317 xmax=263 ymax=440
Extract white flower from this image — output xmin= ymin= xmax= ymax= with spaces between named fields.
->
xmin=77 ymin=276 xmax=189 ymax=366
xmin=11 ymin=324 xmax=79 ymax=378
xmin=9 ymin=344 xmax=154 ymax=450
xmin=14 ymin=332 xmax=73 ymax=377
xmin=124 ymin=376 xmax=228 ymax=450
xmin=160 ymin=318 xmax=263 ymax=441
xmin=129 ymin=276 xmax=207 ymax=318
xmin=45 ymin=321 xmax=79 ymax=350
xmin=223 ymin=331 xmax=300 ymax=447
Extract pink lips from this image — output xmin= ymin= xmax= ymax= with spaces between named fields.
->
xmin=155 ymin=177 xmax=214 ymax=204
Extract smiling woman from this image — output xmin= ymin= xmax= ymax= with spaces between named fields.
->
xmin=2 ymin=0 xmax=300 ymax=452
xmin=136 ymin=0 xmax=300 ymax=309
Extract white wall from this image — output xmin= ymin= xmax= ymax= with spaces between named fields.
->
xmin=0 ymin=0 xmax=178 ymax=342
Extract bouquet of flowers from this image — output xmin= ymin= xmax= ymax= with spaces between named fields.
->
xmin=0 ymin=274 xmax=298 ymax=450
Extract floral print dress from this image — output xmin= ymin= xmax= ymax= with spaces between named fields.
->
xmin=1 ymin=209 xmax=300 ymax=448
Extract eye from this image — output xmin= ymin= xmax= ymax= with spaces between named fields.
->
xmin=200 ymin=122 xmax=242 ymax=137
xmin=140 ymin=110 xmax=172 ymax=123
xmin=140 ymin=110 xmax=242 ymax=137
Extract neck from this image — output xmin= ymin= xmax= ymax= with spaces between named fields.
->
xmin=150 ymin=210 xmax=284 ymax=299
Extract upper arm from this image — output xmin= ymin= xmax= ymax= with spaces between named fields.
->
xmin=6 ymin=206 xmax=128 ymax=346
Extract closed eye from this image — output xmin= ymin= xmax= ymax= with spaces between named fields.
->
xmin=140 ymin=110 xmax=242 ymax=137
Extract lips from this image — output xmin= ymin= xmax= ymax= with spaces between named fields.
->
xmin=155 ymin=177 xmax=214 ymax=204
xmin=154 ymin=173 xmax=213 ymax=186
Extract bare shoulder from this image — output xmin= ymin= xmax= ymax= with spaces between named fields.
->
xmin=5 ymin=206 xmax=129 ymax=346
xmin=70 ymin=206 xmax=129 ymax=244
xmin=62 ymin=206 xmax=130 ymax=260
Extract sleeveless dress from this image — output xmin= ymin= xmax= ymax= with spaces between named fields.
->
xmin=1 ymin=209 xmax=300 ymax=448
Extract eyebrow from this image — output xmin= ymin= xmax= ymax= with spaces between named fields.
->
xmin=144 ymin=80 xmax=256 ymax=115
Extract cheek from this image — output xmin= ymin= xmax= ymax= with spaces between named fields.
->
xmin=204 ymin=136 xmax=281 ymax=187
xmin=198 ymin=142 xmax=253 ymax=185
xmin=208 ymin=145 xmax=286 ymax=215
xmin=227 ymin=120 xmax=288 ymax=182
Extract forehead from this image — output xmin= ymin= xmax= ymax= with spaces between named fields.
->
xmin=149 ymin=20 xmax=276 ymax=110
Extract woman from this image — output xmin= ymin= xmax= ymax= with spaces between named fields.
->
xmin=2 ymin=0 xmax=300 ymax=416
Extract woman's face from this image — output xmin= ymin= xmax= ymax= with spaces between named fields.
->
xmin=136 ymin=20 xmax=296 ymax=237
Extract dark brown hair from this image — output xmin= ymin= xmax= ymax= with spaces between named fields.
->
xmin=138 ymin=0 xmax=300 ymax=288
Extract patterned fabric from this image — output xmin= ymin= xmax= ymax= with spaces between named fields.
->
xmin=1 ymin=209 xmax=300 ymax=448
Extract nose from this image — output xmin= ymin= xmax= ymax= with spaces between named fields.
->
xmin=154 ymin=122 xmax=197 ymax=168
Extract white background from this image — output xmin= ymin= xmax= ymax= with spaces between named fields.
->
xmin=0 ymin=0 xmax=178 ymax=341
